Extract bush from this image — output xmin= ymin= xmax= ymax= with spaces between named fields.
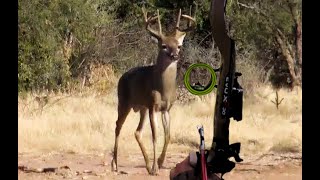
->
xmin=18 ymin=0 xmax=111 ymax=92
xmin=18 ymin=0 xmax=301 ymax=93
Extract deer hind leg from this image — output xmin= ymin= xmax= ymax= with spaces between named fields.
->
xmin=135 ymin=108 xmax=152 ymax=174
xmin=158 ymin=110 xmax=170 ymax=168
xmin=149 ymin=107 xmax=159 ymax=175
xmin=111 ymin=103 xmax=130 ymax=172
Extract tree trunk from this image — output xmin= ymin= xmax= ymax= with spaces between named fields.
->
xmin=63 ymin=31 xmax=73 ymax=62
xmin=237 ymin=1 xmax=302 ymax=86
xmin=294 ymin=20 xmax=302 ymax=83
xmin=295 ymin=21 xmax=302 ymax=66
xmin=275 ymin=31 xmax=299 ymax=87
xmin=288 ymin=0 xmax=302 ymax=83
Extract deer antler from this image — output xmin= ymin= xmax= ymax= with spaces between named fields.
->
xmin=141 ymin=5 xmax=162 ymax=39
xmin=175 ymin=7 xmax=196 ymax=34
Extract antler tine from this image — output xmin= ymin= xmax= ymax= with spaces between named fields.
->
xmin=141 ymin=5 xmax=148 ymax=22
xmin=189 ymin=5 xmax=192 ymax=27
xmin=157 ymin=9 xmax=162 ymax=35
xmin=176 ymin=7 xmax=196 ymax=33
xmin=175 ymin=9 xmax=182 ymax=29
xmin=141 ymin=5 xmax=162 ymax=39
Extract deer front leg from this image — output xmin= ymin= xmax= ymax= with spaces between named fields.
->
xmin=158 ymin=110 xmax=170 ymax=168
xmin=149 ymin=107 xmax=159 ymax=175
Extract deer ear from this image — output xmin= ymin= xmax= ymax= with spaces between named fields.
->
xmin=150 ymin=36 xmax=159 ymax=44
xmin=176 ymin=33 xmax=186 ymax=46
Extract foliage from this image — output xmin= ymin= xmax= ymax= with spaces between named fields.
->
xmin=226 ymin=0 xmax=301 ymax=87
xmin=18 ymin=0 xmax=301 ymax=93
xmin=18 ymin=0 xmax=110 ymax=92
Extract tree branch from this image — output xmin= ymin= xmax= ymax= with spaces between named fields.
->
xmin=237 ymin=2 xmax=255 ymax=10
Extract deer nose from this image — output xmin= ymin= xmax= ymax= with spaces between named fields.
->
xmin=170 ymin=53 xmax=179 ymax=60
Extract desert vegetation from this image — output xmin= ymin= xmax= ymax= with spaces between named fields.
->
xmin=19 ymin=0 xmax=302 ymax=160
xmin=18 ymin=86 xmax=302 ymax=157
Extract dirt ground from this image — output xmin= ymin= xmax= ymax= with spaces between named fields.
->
xmin=18 ymin=152 xmax=301 ymax=180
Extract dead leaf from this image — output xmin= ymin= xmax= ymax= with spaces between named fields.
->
xmin=18 ymin=165 xmax=27 ymax=171
xmin=60 ymin=165 xmax=71 ymax=170
xmin=95 ymin=172 xmax=107 ymax=177
xmin=83 ymin=170 xmax=92 ymax=173
xmin=119 ymin=171 xmax=128 ymax=174
xmin=38 ymin=167 xmax=57 ymax=173
xmin=18 ymin=165 xmax=57 ymax=173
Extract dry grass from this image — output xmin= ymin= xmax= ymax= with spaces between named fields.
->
xmin=18 ymin=85 xmax=302 ymax=158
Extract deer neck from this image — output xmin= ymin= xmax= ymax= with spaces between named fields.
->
xmin=154 ymin=54 xmax=178 ymax=99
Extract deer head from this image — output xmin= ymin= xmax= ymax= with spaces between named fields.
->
xmin=142 ymin=7 xmax=196 ymax=63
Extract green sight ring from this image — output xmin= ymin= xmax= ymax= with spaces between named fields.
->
xmin=183 ymin=63 xmax=217 ymax=95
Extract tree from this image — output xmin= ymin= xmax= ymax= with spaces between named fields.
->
xmin=227 ymin=0 xmax=302 ymax=87
xmin=18 ymin=0 xmax=110 ymax=92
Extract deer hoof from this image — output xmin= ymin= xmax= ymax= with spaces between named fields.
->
xmin=150 ymin=164 xmax=159 ymax=175
xmin=157 ymin=158 xmax=164 ymax=168
xmin=111 ymin=159 xmax=117 ymax=172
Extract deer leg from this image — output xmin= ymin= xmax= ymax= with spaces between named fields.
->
xmin=111 ymin=104 xmax=130 ymax=172
xmin=135 ymin=108 xmax=152 ymax=174
xmin=149 ymin=107 xmax=159 ymax=175
xmin=158 ymin=111 xmax=170 ymax=168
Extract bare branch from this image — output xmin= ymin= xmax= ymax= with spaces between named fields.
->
xmin=237 ymin=2 xmax=255 ymax=9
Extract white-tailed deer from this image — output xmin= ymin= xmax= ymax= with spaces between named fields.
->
xmin=110 ymin=6 xmax=196 ymax=175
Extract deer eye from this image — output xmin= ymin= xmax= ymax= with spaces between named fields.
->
xmin=161 ymin=44 xmax=167 ymax=49
xmin=178 ymin=45 xmax=182 ymax=49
